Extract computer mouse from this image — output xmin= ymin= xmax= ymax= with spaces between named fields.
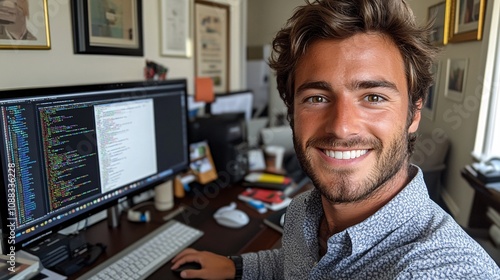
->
xmin=213 ymin=203 xmax=250 ymax=228
xmin=172 ymin=262 xmax=202 ymax=276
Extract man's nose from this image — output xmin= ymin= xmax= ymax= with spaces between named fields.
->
xmin=324 ymin=95 xmax=361 ymax=139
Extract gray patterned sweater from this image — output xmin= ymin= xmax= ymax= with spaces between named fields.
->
xmin=242 ymin=166 xmax=500 ymax=279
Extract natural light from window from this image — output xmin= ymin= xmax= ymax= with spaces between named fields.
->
xmin=473 ymin=4 xmax=500 ymax=161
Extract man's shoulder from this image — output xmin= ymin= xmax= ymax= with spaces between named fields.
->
xmin=398 ymin=212 xmax=500 ymax=277
xmin=287 ymin=188 xmax=317 ymax=210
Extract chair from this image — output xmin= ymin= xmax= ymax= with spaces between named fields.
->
xmin=410 ymin=132 xmax=450 ymax=202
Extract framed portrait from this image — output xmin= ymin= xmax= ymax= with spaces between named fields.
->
xmin=194 ymin=0 xmax=230 ymax=93
xmin=445 ymin=58 xmax=468 ymax=102
xmin=447 ymin=0 xmax=486 ymax=43
xmin=423 ymin=62 xmax=441 ymax=120
xmin=428 ymin=2 xmax=448 ymax=45
xmin=160 ymin=0 xmax=191 ymax=57
xmin=0 ymin=0 xmax=50 ymax=50
xmin=71 ymin=0 xmax=144 ymax=56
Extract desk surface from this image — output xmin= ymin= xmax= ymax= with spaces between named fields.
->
xmin=71 ymin=183 xmax=298 ymax=279
xmin=461 ymin=167 xmax=500 ymax=228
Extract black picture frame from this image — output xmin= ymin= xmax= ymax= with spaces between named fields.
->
xmin=71 ymin=0 xmax=144 ymax=56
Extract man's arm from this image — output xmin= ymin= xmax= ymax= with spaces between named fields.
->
xmin=171 ymin=248 xmax=284 ymax=279
xmin=241 ymin=249 xmax=283 ymax=280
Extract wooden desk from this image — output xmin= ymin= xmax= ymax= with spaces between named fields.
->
xmin=461 ymin=167 xmax=500 ymax=228
xmin=71 ymin=184 xmax=290 ymax=279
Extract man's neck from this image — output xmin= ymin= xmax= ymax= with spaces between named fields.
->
xmin=320 ymin=167 xmax=414 ymax=235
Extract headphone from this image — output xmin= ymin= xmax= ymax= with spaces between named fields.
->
xmin=127 ymin=209 xmax=151 ymax=223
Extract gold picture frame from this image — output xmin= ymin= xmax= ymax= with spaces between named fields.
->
xmin=0 ymin=0 xmax=51 ymax=50
xmin=428 ymin=2 xmax=448 ymax=46
xmin=447 ymin=0 xmax=486 ymax=43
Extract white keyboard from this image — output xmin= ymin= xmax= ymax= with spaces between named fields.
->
xmin=78 ymin=220 xmax=203 ymax=280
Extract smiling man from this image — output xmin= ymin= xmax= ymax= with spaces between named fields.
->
xmin=172 ymin=0 xmax=500 ymax=279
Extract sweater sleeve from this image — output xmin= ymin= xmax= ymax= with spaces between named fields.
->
xmin=241 ymin=248 xmax=284 ymax=280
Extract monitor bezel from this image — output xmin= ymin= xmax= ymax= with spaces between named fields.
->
xmin=0 ymin=79 xmax=190 ymax=252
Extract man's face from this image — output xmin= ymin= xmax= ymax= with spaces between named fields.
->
xmin=293 ymin=33 xmax=421 ymax=204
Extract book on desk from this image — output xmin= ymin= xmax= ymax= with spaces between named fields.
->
xmin=238 ymin=188 xmax=291 ymax=211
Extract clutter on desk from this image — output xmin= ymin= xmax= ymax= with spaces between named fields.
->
xmin=189 ymin=141 xmax=218 ymax=184
xmin=238 ymin=188 xmax=291 ymax=211
xmin=264 ymin=145 xmax=286 ymax=170
xmin=465 ymin=164 xmax=500 ymax=192
xmin=1 ymin=251 xmax=42 ymax=280
xmin=248 ymin=149 xmax=266 ymax=171
xmin=174 ymin=141 xmax=218 ymax=197
xmin=243 ymin=172 xmax=293 ymax=191
xmin=174 ymin=174 xmax=196 ymax=198
xmin=246 ymin=199 xmax=267 ymax=214
xmin=471 ymin=159 xmax=500 ymax=183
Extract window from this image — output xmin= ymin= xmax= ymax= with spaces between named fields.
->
xmin=473 ymin=4 xmax=500 ymax=161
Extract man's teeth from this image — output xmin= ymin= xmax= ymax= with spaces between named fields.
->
xmin=324 ymin=149 xmax=367 ymax=160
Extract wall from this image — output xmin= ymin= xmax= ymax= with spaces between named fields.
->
xmin=248 ymin=0 xmax=495 ymax=226
xmin=247 ymin=0 xmax=303 ymax=126
xmin=409 ymin=0 xmax=495 ymax=225
xmin=0 ymin=0 xmax=246 ymax=94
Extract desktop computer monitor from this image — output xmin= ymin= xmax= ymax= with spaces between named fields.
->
xmin=207 ymin=90 xmax=253 ymax=121
xmin=0 ymin=79 xmax=190 ymax=253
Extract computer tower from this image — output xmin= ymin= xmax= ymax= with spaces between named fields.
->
xmin=189 ymin=113 xmax=248 ymax=184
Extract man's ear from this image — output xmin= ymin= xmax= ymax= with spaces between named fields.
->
xmin=408 ymin=99 xmax=422 ymax=133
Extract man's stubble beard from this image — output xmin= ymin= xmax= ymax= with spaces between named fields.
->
xmin=293 ymin=130 xmax=409 ymax=204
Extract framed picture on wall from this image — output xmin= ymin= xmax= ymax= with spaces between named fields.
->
xmin=0 ymin=0 xmax=51 ymax=50
xmin=448 ymin=0 xmax=486 ymax=43
xmin=71 ymin=0 xmax=144 ymax=56
xmin=160 ymin=0 xmax=191 ymax=57
xmin=194 ymin=0 xmax=230 ymax=93
xmin=445 ymin=58 xmax=468 ymax=102
xmin=428 ymin=2 xmax=448 ymax=45
xmin=423 ymin=62 xmax=441 ymax=120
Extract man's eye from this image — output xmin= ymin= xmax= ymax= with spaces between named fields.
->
xmin=365 ymin=95 xmax=385 ymax=103
xmin=306 ymin=96 xmax=327 ymax=103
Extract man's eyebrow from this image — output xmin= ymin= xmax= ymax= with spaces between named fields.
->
xmin=350 ymin=79 xmax=400 ymax=93
xmin=296 ymin=79 xmax=400 ymax=95
xmin=296 ymin=81 xmax=332 ymax=95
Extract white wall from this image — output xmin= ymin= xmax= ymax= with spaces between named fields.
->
xmin=0 ymin=0 xmax=246 ymax=94
xmin=247 ymin=0 xmax=303 ymax=125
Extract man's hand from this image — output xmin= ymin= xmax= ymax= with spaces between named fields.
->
xmin=171 ymin=248 xmax=236 ymax=279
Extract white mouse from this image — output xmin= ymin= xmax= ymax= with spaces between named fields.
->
xmin=213 ymin=202 xmax=249 ymax=228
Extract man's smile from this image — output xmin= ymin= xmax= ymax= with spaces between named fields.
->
xmin=323 ymin=149 xmax=368 ymax=160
